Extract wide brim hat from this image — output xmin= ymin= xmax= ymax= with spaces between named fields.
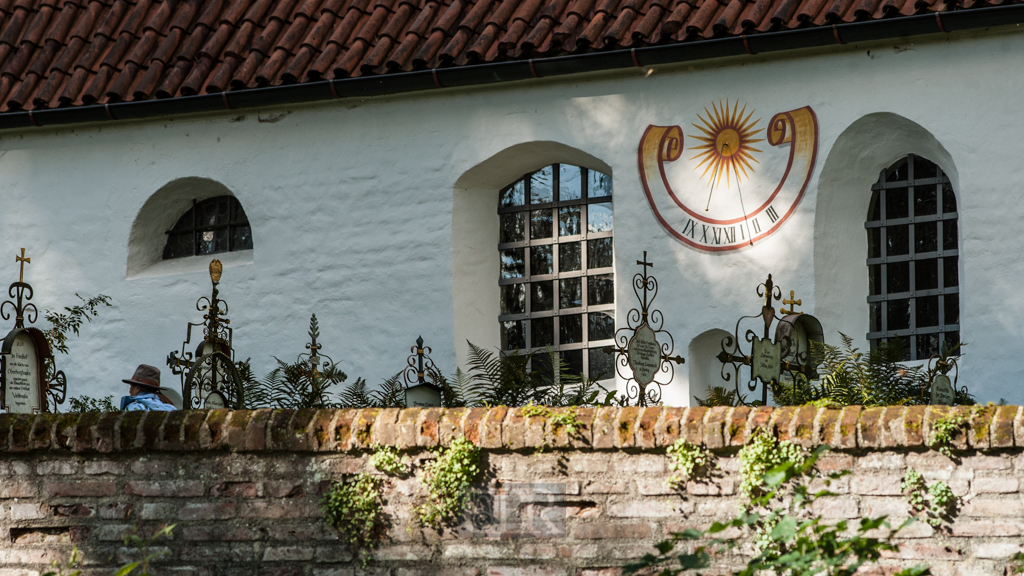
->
xmin=123 ymin=364 xmax=162 ymax=391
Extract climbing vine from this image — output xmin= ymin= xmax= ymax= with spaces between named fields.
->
xmin=928 ymin=413 xmax=969 ymax=458
xmin=901 ymin=467 xmax=957 ymax=529
xmin=370 ymin=444 xmax=408 ymax=477
xmin=321 ymin=461 xmax=387 ymax=566
xmin=415 ymin=436 xmax=481 ymax=527
xmin=664 ymin=439 xmax=714 ymax=489
xmin=737 ymin=430 xmax=808 ymax=502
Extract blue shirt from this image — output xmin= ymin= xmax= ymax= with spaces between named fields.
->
xmin=120 ymin=392 xmax=176 ymax=412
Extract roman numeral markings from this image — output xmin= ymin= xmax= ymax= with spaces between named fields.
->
xmin=766 ymin=205 xmax=779 ymax=223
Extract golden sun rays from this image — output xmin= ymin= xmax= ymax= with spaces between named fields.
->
xmin=690 ymin=100 xmax=764 ymax=189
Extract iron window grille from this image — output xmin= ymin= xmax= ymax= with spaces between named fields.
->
xmin=866 ymin=154 xmax=960 ymax=360
xmin=163 ymin=196 xmax=253 ymax=260
xmin=497 ymin=164 xmax=615 ymax=380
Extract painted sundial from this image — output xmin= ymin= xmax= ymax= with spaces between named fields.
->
xmin=638 ymin=100 xmax=818 ymax=252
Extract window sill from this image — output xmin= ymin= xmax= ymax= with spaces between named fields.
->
xmin=128 ymin=250 xmax=254 ymax=280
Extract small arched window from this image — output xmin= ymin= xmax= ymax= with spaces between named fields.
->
xmin=497 ymin=163 xmax=615 ymax=379
xmin=867 ymin=154 xmax=959 ymax=360
xmin=163 ymin=196 xmax=253 ymax=260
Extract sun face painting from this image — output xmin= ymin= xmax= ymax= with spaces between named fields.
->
xmin=637 ymin=102 xmax=819 ymax=252
xmin=690 ymin=100 xmax=764 ymax=190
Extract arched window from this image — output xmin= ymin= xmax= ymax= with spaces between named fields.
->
xmin=867 ymin=154 xmax=959 ymax=360
xmin=498 ymin=164 xmax=615 ymax=379
xmin=163 ymin=196 xmax=253 ymax=260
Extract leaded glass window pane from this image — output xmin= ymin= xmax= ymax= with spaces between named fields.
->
xmin=498 ymin=164 xmax=615 ymax=379
xmin=162 ymin=196 xmax=253 ymax=260
xmin=866 ymin=154 xmax=960 ymax=360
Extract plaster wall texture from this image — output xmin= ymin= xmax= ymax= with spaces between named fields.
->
xmin=0 ymin=27 xmax=1020 ymax=405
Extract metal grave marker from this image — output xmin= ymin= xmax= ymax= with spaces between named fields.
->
xmin=0 ymin=249 xmax=66 ymax=413
xmin=403 ymin=336 xmax=444 ymax=407
xmin=609 ymin=252 xmax=683 ymax=406
xmin=167 ymin=259 xmax=244 ymax=409
xmin=715 ymin=274 xmax=818 ymax=406
xmin=929 ymin=374 xmax=955 ymax=406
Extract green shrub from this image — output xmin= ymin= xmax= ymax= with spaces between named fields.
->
xmin=738 ymin=430 xmax=807 ymax=502
xmin=321 ymin=474 xmax=385 ymax=564
xmin=415 ymin=436 xmax=481 ymax=527
xmin=665 ymin=439 xmax=713 ymax=489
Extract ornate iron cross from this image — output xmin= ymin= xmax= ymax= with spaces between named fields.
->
xmin=609 ymin=252 xmax=684 ymax=406
xmin=716 ymin=274 xmax=815 ymax=406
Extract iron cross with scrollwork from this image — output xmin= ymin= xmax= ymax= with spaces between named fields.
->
xmin=609 ymin=252 xmax=684 ymax=406
xmin=716 ymin=274 xmax=814 ymax=406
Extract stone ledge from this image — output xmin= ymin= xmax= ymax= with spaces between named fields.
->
xmin=0 ymin=405 xmax=1018 ymax=455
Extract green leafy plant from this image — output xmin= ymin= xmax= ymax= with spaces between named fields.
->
xmin=66 ymin=395 xmax=118 ymax=412
xmin=902 ymin=468 xmax=957 ymax=528
xmin=625 ymin=448 xmax=931 ymax=576
xmin=737 ymin=430 xmax=807 ymax=502
xmin=44 ymin=294 xmax=112 ymax=356
xmin=118 ymin=524 xmax=176 ymax=576
xmin=928 ymin=412 xmax=969 ymax=458
xmin=415 ymin=436 xmax=481 ymax=527
xmin=321 ymin=474 xmax=386 ymax=565
xmin=1010 ymin=552 xmax=1024 ymax=574
xmin=665 ymin=439 xmax=713 ymax=489
xmin=694 ymin=385 xmax=743 ymax=407
xmin=371 ymin=445 xmax=408 ymax=476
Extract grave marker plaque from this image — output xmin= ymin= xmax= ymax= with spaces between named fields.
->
xmin=929 ymin=374 xmax=955 ymax=406
xmin=0 ymin=249 xmax=64 ymax=413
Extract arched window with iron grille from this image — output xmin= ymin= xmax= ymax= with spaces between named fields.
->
xmin=866 ymin=154 xmax=960 ymax=360
xmin=163 ymin=196 xmax=253 ymax=260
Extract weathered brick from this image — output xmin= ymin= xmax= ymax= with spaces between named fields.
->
xmin=858 ymin=406 xmax=885 ymax=448
xmin=29 ymin=414 xmax=52 ymax=450
xmin=969 ymin=405 xmax=997 ymax=450
xmin=437 ymin=408 xmax=465 ymax=446
xmin=240 ymin=501 xmax=313 ymax=519
xmin=54 ymin=503 xmax=95 ymax=517
xmin=974 ymin=542 xmax=1024 ymax=559
xmin=289 ymin=408 xmax=319 ymax=451
xmin=394 ymin=408 xmax=420 ymax=449
xmin=139 ymin=410 xmax=168 ymax=450
xmin=815 ymin=452 xmax=854 ymax=472
xmin=902 ymin=405 xmax=925 ymax=446
xmin=614 ymin=407 xmax=640 ymax=448
xmin=51 ymin=412 xmax=80 ymax=450
xmin=486 ymin=568 xmax=568 ymax=576
xmin=502 ymin=408 xmax=531 ymax=451
xmin=791 ymin=406 xmax=816 ymax=447
xmin=635 ymin=478 xmax=675 ymax=496
xmin=961 ymin=454 xmax=1011 ymax=470
xmin=125 ymin=480 xmax=205 ymax=497
xmin=73 ymin=411 xmax=101 ymax=453
xmin=568 ymin=406 xmax=596 ymax=449
xmin=729 ymin=403 xmax=753 ymax=444
xmin=9 ymin=503 xmax=47 ymax=520
xmin=44 ymin=481 xmax=116 ymax=497
xmin=211 ymin=481 xmax=261 ymax=497
xmin=37 ymin=460 xmax=77 ymax=475
xmin=653 ymin=406 xmax=683 ymax=447
xmin=877 ymin=405 xmax=905 ymax=448
xmin=606 ymin=500 xmax=688 ymax=518
xmin=972 ymin=476 xmax=1019 ymax=493
xmin=746 ymin=405 xmax=773 ymax=440
xmin=850 ymin=475 xmax=902 ymax=495
xmin=635 ymin=407 xmax=660 ymax=449
xmin=854 ymin=453 xmax=905 ymax=469
xmin=267 ymin=409 xmax=296 ymax=451
xmin=462 ymin=407 xmax=486 ymax=445
xmin=200 ymin=408 xmax=229 ymax=450
xmin=84 ymin=460 xmax=124 ymax=475
xmin=771 ymin=405 xmax=797 ymax=442
xmin=962 ymin=497 xmax=1024 ymax=517
xmin=881 ymin=542 xmax=961 ymax=560
xmin=680 ymin=407 xmax=706 ymax=445
xmin=417 ymin=407 xmax=442 ymax=448
xmin=93 ymin=411 xmax=121 ymax=453
xmin=686 ymin=478 xmax=735 ymax=496
xmin=262 ymin=546 xmax=315 ymax=562
xmin=244 ymin=409 xmax=273 ymax=451
xmin=991 ymin=405 xmax=1017 ymax=448
xmin=583 ymin=480 xmax=628 ymax=494
xmin=810 ymin=496 xmax=859 ymax=518
xmin=478 ymin=406 xmax=507 ymax=449
xmin=573 ymin=523 xmax=653 ymax=539
xmin=139 ymin=503 xmax=178 ymax=520
xmin=858 ymin=496 xmax=909 ymax=517
xmin=442 ymin=542 xmax=511 ymax=558
xmin=590 ymin=407 xmax=619 ymax=450
xmin=178 ymin=502 xmax=237 ymax=520
xmin=9 ymin=414 xmax=33 ymax=453
xmin=159 ymin=410 xmax=189 ymax=451
xmin=951 ymin=520 xmax=1024 ymax=536
xmin=351 ymin=408 xmax=379 ymax=450
xmin=99 ymin=502 xmax=132 ymax=519
xmin=703 ymin=407 xmax=728 ymax=449
xmin=834 ymin=406 xmax=861 ymax=449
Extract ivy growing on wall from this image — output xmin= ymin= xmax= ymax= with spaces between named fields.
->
xmin=665 ymin=439 xmax=714 ymax=489
xmin=901 ymin=468 xmax=958 ymax=529
xmin=737 ymin=430 xmax=808 ymax=501
xmin=415 ymin=436 xmax=481 ymax=527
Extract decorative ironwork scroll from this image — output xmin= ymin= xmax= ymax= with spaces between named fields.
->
xmin=716 ymin=274 xmax=815 ymax=406
xmin=167 ymin=259 xmax=244 ymax=409
xmin=609 ymin=252 xmax=684 ymax=406
xmin=0 ymin=249 xmax=65 ymax=413
xmin=925 ymin=342 xmax=966 ymax=405
xmin=403 ymin=336 xmax=444 ymax=407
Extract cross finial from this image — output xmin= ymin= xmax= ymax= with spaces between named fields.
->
xmin=15 ymin=248 xmax=30 ymax=283
xmin=636 ymin=251 xmax=654 ymax=277
xmin=780 ymin=290 xmax=803 ymax=315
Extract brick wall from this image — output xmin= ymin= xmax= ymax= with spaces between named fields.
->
xmin=0 ymin=405 xmax=1022 ymax=576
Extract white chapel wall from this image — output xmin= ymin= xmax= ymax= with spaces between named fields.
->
xmin=0 ymin=26 xmax=1020 ymax=404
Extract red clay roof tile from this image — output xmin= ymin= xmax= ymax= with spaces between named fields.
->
xmin=0 ymin=0 xmax=1006 ymax=110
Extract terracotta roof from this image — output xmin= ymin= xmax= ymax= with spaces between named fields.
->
xmin=0 ymin=0 xmax=1014 ymax=112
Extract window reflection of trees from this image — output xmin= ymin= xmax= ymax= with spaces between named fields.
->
xmin=497 ymin=164 xmax=615 ymax=379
